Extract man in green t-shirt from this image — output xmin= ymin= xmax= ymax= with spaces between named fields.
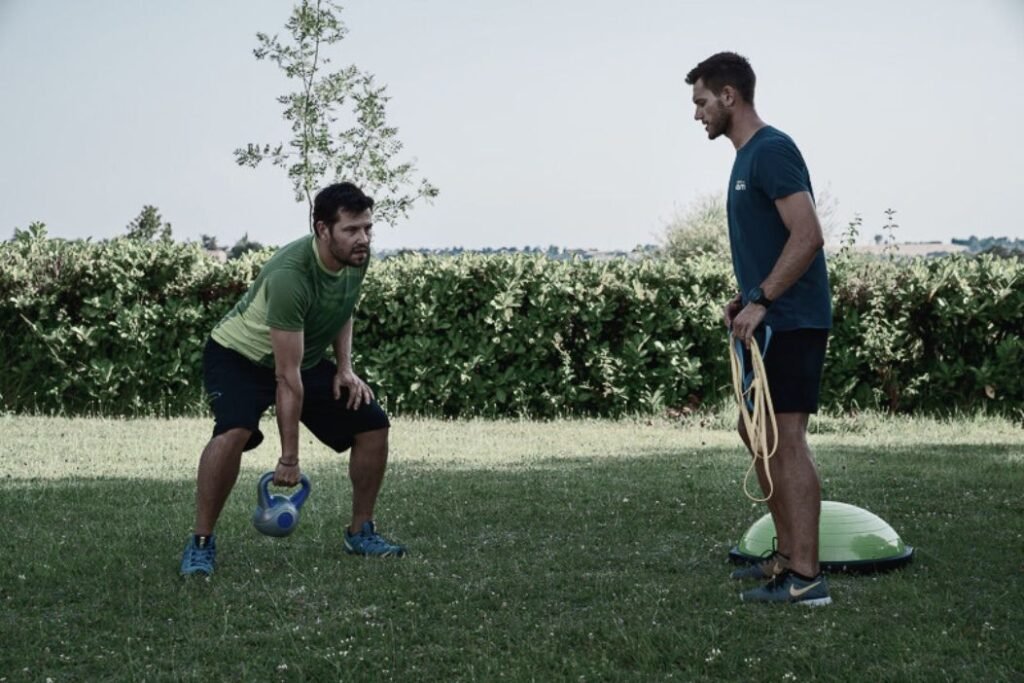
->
xmin=180 ymin=182 xmax=406 ymax=577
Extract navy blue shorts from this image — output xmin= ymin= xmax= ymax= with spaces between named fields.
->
xmin=202 ymin=338 xmax=390 ymax=452
xmin=742 ymin=328 xmax=829 ymax=414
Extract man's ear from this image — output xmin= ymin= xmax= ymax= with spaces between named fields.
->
xmin=314 ymin=221 xmax=326 ymax=239
xmin=721 ymin=85 xmax=737 ymax=107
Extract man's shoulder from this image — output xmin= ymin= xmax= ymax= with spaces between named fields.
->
xmin=752 ymin=126 xmax=799 ymax=152
xmin=274 ymin=234 xmax=315 ymax=260
xmin=262 ymin=236 xmax=316 ymax=275
xmin=749 ymin=126 xmax=806 ymax=172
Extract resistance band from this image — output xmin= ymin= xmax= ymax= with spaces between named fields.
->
xmin=728 ymin=327 xmax=777 ymax=502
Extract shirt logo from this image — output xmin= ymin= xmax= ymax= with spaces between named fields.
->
xmin=734 ymin=180 xmax=747 ymax=191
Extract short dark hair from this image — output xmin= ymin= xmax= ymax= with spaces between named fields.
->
xmin=685 ymin=52 xmax=756 ymax=105
xmin=312 ymin=182 xmax=375 ymax=227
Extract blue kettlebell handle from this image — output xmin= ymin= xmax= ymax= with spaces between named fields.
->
xmin=289 ymin=475 xmax=312 ymax=509
xmin=257 ymin=471 xmax=276 ymax=509
xmin=257 ymin=471 xmax=312 ymax=509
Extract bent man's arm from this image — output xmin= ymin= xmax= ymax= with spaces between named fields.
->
xmin=271 ymin=328 xmax=304 ymax=467
xmin=333 ymin=317 xmax=354 ymax=375
xmin=332 ymin=317 xmax=374 ymax=410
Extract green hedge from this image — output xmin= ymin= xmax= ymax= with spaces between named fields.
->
xmin=0 ymin=237 xmax=260 ymax=416
xmin=826 ymin=252 xmax=1022 ymax=413
xmin=1 ymin=235 xmax=1021 ymax=417
xmin=356 ymin=254 xmax=731 ymax=417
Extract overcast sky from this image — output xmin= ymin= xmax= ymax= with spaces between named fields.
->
xmin=2 ymin=1 xmax=1022 ymax=250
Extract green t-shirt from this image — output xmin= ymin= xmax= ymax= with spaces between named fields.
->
xmin=211 ymin=235 xmax=367 ymax=369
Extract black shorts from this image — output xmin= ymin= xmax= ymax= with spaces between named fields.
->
xmin=202 ymin=338 xmax=390 ymax=452
xmin=742 ymin=328 xmax=829 ymax=414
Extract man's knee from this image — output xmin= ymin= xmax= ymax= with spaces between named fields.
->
xmin=354 ymin=426 xmax=389 ymax=448
xmin=773 ymin=413 xmax=809 ymax=449
xmin=737 ymin=413 xmax=761 ymax=450
xmin=211 ymin=427 xmax=257 ymax=452
xmin=736 ymin=418 xmax=751 ymax=450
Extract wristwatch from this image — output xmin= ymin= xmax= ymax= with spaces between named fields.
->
xmin=747 ymin=286 xmax=773 ymax=308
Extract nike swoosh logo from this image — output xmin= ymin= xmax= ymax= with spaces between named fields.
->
xmin=789 ymin=581 xmax=822 ymax=598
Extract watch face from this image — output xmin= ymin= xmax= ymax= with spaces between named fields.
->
xmin=748 ymin=287 xmax=769 ymax=305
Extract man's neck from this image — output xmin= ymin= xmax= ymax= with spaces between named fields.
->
xmin=315 ymin=236 xmax=343 ymax=273
xmin=727 ymin=108 xmax=767 ymax=150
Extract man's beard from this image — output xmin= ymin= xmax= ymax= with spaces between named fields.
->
xmin=332 ymin=242 xmax=370 ymax=267
xmin=707 ymin=110 xmax=730 ymax=139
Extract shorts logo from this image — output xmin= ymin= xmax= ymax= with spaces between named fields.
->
xmin=734 ymin=180 xmax=747 ymax=191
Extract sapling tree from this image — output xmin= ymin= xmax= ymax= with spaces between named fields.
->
xmin=125 ymin=206 xmax=173 ymax=242
xmin=234 ymin=0 xmax=437 ymax=227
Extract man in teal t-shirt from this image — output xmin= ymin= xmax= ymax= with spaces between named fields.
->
xmin=180 ymin=182 xmax=407 ymax=577
xmin=687 ymin=52 xmax=833 ymax=606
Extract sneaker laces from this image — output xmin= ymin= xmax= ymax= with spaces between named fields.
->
xmin=761 ymin=552 xmax=789 ymax=574
xmin=764 ymin=569 xmax=792 ymax=591
xmin=358 ymin=529 xmax=397 ymax=552
xmin=756 ymin=539 xmax=788 ymax=574
xmin=186 ymin=543 xmax=215 ymax=567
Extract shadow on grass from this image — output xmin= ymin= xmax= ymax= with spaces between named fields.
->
xmin=1 ymin=442 xmax=1021 ymax=682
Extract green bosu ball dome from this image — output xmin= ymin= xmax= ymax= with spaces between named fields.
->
xmin=729 ymin=500 xmax=914 ymax=573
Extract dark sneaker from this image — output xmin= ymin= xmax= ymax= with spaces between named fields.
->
xmin=180 ymin=534 xmax=216 ymax=577
xmin=344 ymin=521 xmax=407 ymax=558
xmin=740 ymin=570 xmax=832 ymax=606
xmin=731 ymin=551 xmax=788 ymax=581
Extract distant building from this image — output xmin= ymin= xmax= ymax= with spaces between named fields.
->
xmin=205 ymin=249 xmax=228 ymax=263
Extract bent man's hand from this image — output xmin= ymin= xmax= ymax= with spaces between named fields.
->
xmin=333 ymin=369 xmax=374 ymax=410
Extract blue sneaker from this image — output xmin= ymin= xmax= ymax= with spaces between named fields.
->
xmin=344 ymin=521 xmax=407 ymax=557
xmin=740 ymin=570 xmax=832 ymax=606
xmin=180 ymin=534 xmax=217 ymax=576
xmin=731 ymin=550 xmax=788 ymax=581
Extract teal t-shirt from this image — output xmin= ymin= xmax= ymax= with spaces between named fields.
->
xmin=211 ymin=235 xmax=367 ymax=369
xmin=727 ymin=126 xmax=832 ymax=331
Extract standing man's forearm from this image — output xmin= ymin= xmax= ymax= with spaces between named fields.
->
xmin=759 ymin=192 xmax=825 ymax=300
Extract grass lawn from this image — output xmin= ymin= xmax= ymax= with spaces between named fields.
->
xmin=1 ymin=413 xmax=1021 ymax=682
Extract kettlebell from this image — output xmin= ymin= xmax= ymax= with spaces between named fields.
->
xmin=252 ymin=471 xmax=311 ymax=537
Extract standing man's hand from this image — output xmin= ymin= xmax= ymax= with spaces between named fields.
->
xmin=333 ymin=369 xmax=374 ymax=410
xmin=274 ymin=458 xmax=301 ymax=487
xmin=723 ymin=293 xmax=743 ymax=329
xmin=730 ymin=303 xmax=768 ymax=347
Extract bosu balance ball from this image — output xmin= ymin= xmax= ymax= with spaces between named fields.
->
xmin=729 ymin=500 xmax=914 ymax=573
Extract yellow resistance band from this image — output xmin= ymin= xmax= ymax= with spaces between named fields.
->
xmin=729 ymin=332 xmax=778 ymax=502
